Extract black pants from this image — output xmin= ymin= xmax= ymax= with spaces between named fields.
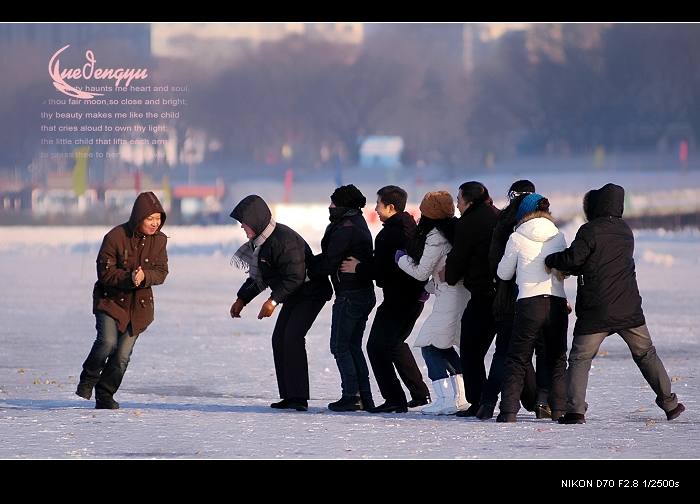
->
xmin=499 ymin=295 xmax=569 ymax=414
xmin=479 ymin=318 xmax=547 ymax=410
xmin=366 ymin=299 xmax=429 ymax=406
xmin=271 ymin=296 xmax=327 ymax=400
xmin=459 ymin=294 xmax=499 ymax=406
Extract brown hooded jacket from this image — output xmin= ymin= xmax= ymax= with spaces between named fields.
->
xmin=92 ymin=191 xmax=168 ymax=335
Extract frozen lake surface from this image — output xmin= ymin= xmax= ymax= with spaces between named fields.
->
xmin=0 ymin=217 xmax=698 ymax=468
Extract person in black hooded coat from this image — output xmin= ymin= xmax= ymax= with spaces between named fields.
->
xmin=545 ymin=183 xmax=684 ymax=424
xmin=229 ymin=195 xmax=332 ymax=412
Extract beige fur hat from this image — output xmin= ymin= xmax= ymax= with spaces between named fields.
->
xmin=419 ymin=190 xmax=455 ymax=220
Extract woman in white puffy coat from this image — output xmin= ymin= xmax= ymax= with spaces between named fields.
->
xmin=495 ymin=194 xmax=569 ymax=423
xmin=396 ymin=191 xmax=470 ymax=415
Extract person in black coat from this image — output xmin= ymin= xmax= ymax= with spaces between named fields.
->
xmin=476 ymin=180 xmax=549 ymax=420
xmin=545 ymin=183 xmax=684 ymax=424
xmin=340 ymin=185 xmax=430 ymax=413
xmin=229 ymin=194 xmax=332 ymax=412
xmin=307 ymin=184 xmax=376 ymax=412
xmin=441 ymin=181 xmax=502 ymax=416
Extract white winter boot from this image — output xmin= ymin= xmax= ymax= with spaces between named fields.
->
xmin=422 ymin=378 xmax=457 ymax=415
xmin=451 ymin=374 xmax=470 ymax=412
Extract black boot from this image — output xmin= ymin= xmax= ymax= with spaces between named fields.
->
xmin=496 ymin=412 xmax=517 ymax=423
xmin=407 ymin=395 xmax=430 ymax=408
xmin=95 ymin=396 xmax=119 ymax=409
xmin=360 ymin=396 xmax=375 ymax=411
xmin=455 ymin=403 xmax=480 ymax=417
xmin=557 ymin=413 xmax=585 ymax=424
xmin=287 ymin=398 xmax=308 ymax=412
xmin=270 ymin=398 xmax=290 ymax=409
xmin=75 ymin=381 xmax=94 ymax=400
xmin=368 ymin=402 xmax=408 ymax=413
xmin=666 ymin=403 xmax=685 ymax=421
xmin=328 ymin=396 xmax=361 ymax=412
xmin=476 ymin=404 xmax=495 ymax=420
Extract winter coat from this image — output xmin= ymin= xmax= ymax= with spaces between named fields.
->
xmin=398 ymin=228 xmax=470 ymax=348
xmin=92 ymin=191 xmax=168 ymax=336
xmin=355 ymin=211 xmax=425 ymax=304
xmin=497 ymin=211 xmax=567 ymax=300
xmin=308 ymin=208 xmax=373 ymax=293
xmin=544 ymin=183 xmax=645 ymax=335
xmin=489 ymin=210 xmax=520 ymax=321
xmin=231 ymin=195 xmax=332 ymax=305
xmin=444 ymin=200 xmax=500 ymax=297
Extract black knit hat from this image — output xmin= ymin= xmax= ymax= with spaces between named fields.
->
xmin=331 ymin=184 xmax=366 ymax=209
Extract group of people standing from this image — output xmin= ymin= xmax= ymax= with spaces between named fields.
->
xmin=75 ymin=182 xmax=684 ymax=425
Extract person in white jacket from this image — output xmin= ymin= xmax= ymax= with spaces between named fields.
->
xmin=495 ymin=194 xmax=569 ymax=423
xmin=396 ymin=191 xmax=471 ymax=415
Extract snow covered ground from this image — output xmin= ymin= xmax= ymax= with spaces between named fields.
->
xmin=1 ymin=222 xmax=698 ymax=465
xmin=1 ymin=172 xmax=699 ymax=468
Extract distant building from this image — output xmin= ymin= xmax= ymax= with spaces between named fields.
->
xmin=172 ymin=179 xmax=226 ymax=224
xmin=0 ymin=180 xmax=30 ymax=211
xmin=359 ymin=136 xmax=404 ymax=169
xmin=32 ymin=172 xmax=97 ymax=215
xmin=0 ymin=23 xmax=151 ymax=59
xmin=151 ymin=23 xmax=363 ymax=64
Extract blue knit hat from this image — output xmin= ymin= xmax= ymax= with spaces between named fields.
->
xmin=516 ymin=193 xmax=544 ymax=222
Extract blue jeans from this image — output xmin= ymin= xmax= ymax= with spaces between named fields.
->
xmin=566 ymin=324 xmax=678 ymax=415
xmin=80 ymin=311 xmax=139 ymax=399
xmin=330 ymin=288 xmax=376 ymax=398
xmin=421 ymin=345 xmax=462 ymax=381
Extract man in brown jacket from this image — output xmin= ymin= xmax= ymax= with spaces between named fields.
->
xmin=76 ymin=192 xmax=168 ymax=409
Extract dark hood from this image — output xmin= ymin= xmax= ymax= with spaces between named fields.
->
xmin=230 ymin=194 xmax=272 ymax=236
xmin=586 ymin=183 xmax=625 ymax=220
xmin=128 ymin=191 xmax=166 ymax=233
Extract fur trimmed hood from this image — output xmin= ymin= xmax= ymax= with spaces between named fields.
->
xmin=514 ymin=211 xmax=558 ymax=243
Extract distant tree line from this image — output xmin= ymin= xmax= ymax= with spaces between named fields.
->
xmin=2 ymin=23 xmax=700 ymax=175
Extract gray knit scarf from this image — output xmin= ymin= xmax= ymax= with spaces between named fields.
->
xmin=231 ymin=219 xmax=277 ymax=291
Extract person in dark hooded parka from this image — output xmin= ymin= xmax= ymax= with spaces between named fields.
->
xmin=545 ymin=183 xmax=684 ymax=424
xmin=229 ymin=195 xmax=332 ymax=412
xmin=76 ymin=191 xmax=168 ymax=409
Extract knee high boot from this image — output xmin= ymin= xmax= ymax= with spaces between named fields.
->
xmin=422 ymin=378 xmax=457 ymax=415
xmin=451 ymin=374 xmax=469 ymax=412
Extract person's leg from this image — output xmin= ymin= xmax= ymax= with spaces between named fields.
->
xmin=271 ymin=303 xmax=293 ymax=399
xmin=348 ymin=289 xmax=376 ymax=402
xmin=541 ymin=297 xmax=569 ymax=416
xmin=459 ymin=295 xmax=497 ymax=406
xmin=479 ymin=318 xmax=512 ymax=406
xmin=330 ymin=292 xmax=359 ymax=398
xmin=499 ymin=297 xmax=541 ymax=415
xmin=533 ymin=333 xmax=549 ymax=407
xmin=420 ymin=345 xmax=453 ymax=415
xmin=330 ymin=289 xmax=375 ymax=405
xmin=421 ymin=345 xmax=449 ymax=381
xmin=565 ymin=331 xmax=607 ymax=415
xmin=79 ymin=311 xmax=121 ymax=390
xmin=279 ymin=297 xmax=326 ymax=401
xmin=367 ymin=302 xmax=408 ymax=406
xmin=442 ymin=347 xmax=462 ymax=376
xmin=389 ymin=301 xmax=430 ymax=401
xmin=93 ymin=316 xmax=138 ymax=401
xmin=618 ymin=324 xmax=679 ymax=413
